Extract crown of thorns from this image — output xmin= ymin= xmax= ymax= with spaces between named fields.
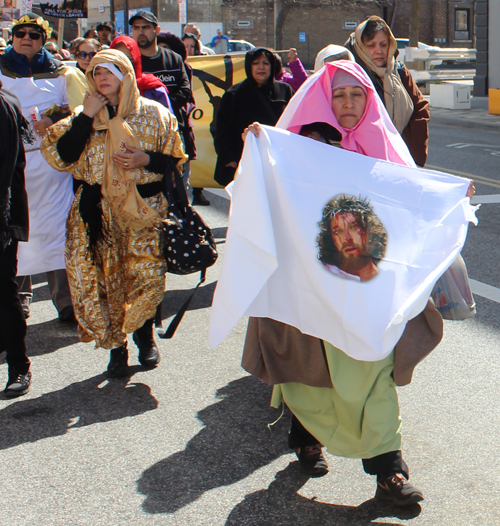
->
xmin=324 ymin=196 xmax=373 ymax=219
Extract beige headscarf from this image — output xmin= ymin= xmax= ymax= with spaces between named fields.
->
xmin=350 ymin=16 xmax=414 ymax=133
xmin=86 ymin=49 xmax=160 ymax=232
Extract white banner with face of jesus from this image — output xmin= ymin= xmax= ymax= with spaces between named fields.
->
xmin=209 ymin=125 xmax=478 ymax=361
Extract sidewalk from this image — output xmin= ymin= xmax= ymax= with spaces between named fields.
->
xmin=428 ymin=96 xmax=500 ymax=131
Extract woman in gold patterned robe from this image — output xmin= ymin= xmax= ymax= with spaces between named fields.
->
xmin=42 ymin=49 xmax=187 ymax=377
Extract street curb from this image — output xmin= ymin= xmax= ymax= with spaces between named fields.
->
xmin=430 ymin=114 xmax=500 ymax=131
xmin=203 ymin=188 xmax=230 ymax=213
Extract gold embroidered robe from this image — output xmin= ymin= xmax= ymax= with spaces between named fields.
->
xmin=42 ymin=98 xmax=187 ymax=349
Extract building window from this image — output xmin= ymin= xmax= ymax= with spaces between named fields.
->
xmin=454 ymin=9 xmax=470 ymax=40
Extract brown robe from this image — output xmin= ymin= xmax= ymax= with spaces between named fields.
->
xmin=242 ymin=299 xmax=443 ymax=388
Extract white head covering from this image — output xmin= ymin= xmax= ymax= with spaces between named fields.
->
xmin=93 ymin=62 xmax=124 ymax=82
xmin=314 ymin=44 xmax=355 ymax=73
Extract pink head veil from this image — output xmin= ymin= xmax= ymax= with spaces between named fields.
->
xmin=276 ymin=61 xmax=415 ymax=167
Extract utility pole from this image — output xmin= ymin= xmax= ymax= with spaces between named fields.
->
xmin=179 ymin=0 xmax=187 ymax=36
xmin=124 ymin=0 xmax=129 ymax=35
xmin=408 ymin=0 xmax=420 ymax=47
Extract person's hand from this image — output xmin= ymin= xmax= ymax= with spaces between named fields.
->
xmin=225 ymin=162 xmax=237 ymax=168
xmin=242 ymin=122 xmax=262 ymax=142
xmin=466 ymin=181 xmax=475 ymax=199
xmin=82 ymin=91 xmax=108 ymax=118
xmin=32 ymin=115 xmax=53 ymax=137
xmin=287 ymin=48 xmax=298 ymax=63
xmin=60 ymin=104 xmax=70 ymax=114
xmin=113 ymin=143 xmax=150 ymax=170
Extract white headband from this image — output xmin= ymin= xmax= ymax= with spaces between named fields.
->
xmin=93 ymin=62 xmax=124 ymax=82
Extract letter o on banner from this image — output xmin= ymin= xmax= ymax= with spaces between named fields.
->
xmin=192 ymin=109 xmax=203 ymax=120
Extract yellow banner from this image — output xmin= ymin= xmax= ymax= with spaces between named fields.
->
xmin=186 ymin=54 xmax=247 ymax=188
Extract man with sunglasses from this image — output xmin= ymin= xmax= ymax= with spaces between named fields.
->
xmin=0 ymin=14 xmax=85 ymax=323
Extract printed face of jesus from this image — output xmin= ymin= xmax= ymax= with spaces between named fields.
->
xmin=330 ymin=212 xmax=367 ymax=257
xmin=328 ymin=211 xmax=380 ymax=281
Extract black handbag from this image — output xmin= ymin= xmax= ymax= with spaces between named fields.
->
xmin=157 ymin=160 xmax=218 ymax=339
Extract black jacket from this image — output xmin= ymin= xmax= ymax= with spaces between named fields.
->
xmin=0 ymin=85 xmax=29 ymax=249
xmin=213 ymin=48 xmax=294 ymax=186
xmin=0 ymin=47 xmax=63 ymax=77
xmin=141 ymin=47 xmax=192 ymax=123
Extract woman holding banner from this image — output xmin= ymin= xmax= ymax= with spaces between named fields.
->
xmin=241 ymin=61 xmax=445 ymax=506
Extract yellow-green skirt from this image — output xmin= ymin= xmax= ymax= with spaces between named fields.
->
xmin=271 ymin=342 xmax=402 ymax=459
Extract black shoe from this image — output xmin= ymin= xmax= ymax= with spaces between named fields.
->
xmin=295 ymin=444 xmax=329 ymax=477
xmin=4 ymin=370 xmax=32 ymax=398
xmin=59 ymin=305 xmax=76 ymax=323
xmin=133 ymin=319 xmax=160 ymax=368
xmin=106 ymin=345 xmax=129 ymax=378
xmin=191 ymin=193 xmax=211 ymax=206
xmin=375 ymin=473 xmax=424 ymax=506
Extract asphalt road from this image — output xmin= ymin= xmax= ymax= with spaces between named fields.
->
xmin=1 ymin=121 xmax=500 ymax=526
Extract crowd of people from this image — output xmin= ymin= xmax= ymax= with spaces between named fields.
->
xmin=0 ymin=12 xmax=474 ymax=508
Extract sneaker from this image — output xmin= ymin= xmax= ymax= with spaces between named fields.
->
xmin=191 ymin=193 xmax=211 ymax=206
xmin=295 ymin=444 xmax=329 ymax=477
xmin=4 ymin=370 xmax=32 ymax=398
xmin=375 ymin=473 xmax=424 ymax=506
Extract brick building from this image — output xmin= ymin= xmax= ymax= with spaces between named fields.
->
xmin=390 ymin=0 xmax=476 ymax=48
xmin=214 ymin=0 xmax=389 ymax=67
xmin=84 ymin=0 xmax=476 ymax=68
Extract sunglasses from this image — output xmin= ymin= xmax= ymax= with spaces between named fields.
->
xmin=13 ymin=30 xmax=42 ymax=41
xmin=76 ymin=50 xmax=97 ymax=60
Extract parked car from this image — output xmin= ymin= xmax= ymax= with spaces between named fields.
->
xmin=395 ymin=38 xmax=442 ymax=66
xmin=227 ymin=40 xmax=255 ymax=53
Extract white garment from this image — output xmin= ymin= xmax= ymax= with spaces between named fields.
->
xmin=323 ymin=264 xmax=361 ymax=281
xmin=201 ymin=44 xmax=215 ymax=56
xmin=209 ymin=126 xmax=478 ymax=361
xmin=0 ymin=72 xmax=74 ymax=275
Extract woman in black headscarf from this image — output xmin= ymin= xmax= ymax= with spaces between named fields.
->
xmin=213 ymin=47 xmax=294 ymax=186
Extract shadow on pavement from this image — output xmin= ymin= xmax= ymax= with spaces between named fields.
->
xmin=211 ymin=226 xmax=227 ymax=239
xmin=25 ymin=319 xmax=80 ymax=358
xmin=225 ymin=463 xmax=421 ymax=526
xmin=29 ymin=273 xmax=50 ymax=304
xmin=0 ymin=372 xmax=158 ymax=450
xmin=160 ymin=280 xmax=216 ymax=319
xmin=137 ymin=376 xmax=290 ymax=514
xmin=0 ymin=320 xmax=80 ymax=366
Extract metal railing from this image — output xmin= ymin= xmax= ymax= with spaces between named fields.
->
xmin=410 ymin=69 xmax=476 ymax=83
xmin=406 ymin=47 xmax=476 ymax=62
xmin=404 ymin=47 xmax=476 ymax=89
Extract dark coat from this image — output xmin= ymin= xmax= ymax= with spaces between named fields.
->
xmin=213 ymin=48 xmax=294 ymax=186
xmin=0 ymin=85 xmax=29 ymax=249
xmin=0 ymin=47 xmax=63 ymax=77
xmin=345 ymin=42 xmax=430 ymax=167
